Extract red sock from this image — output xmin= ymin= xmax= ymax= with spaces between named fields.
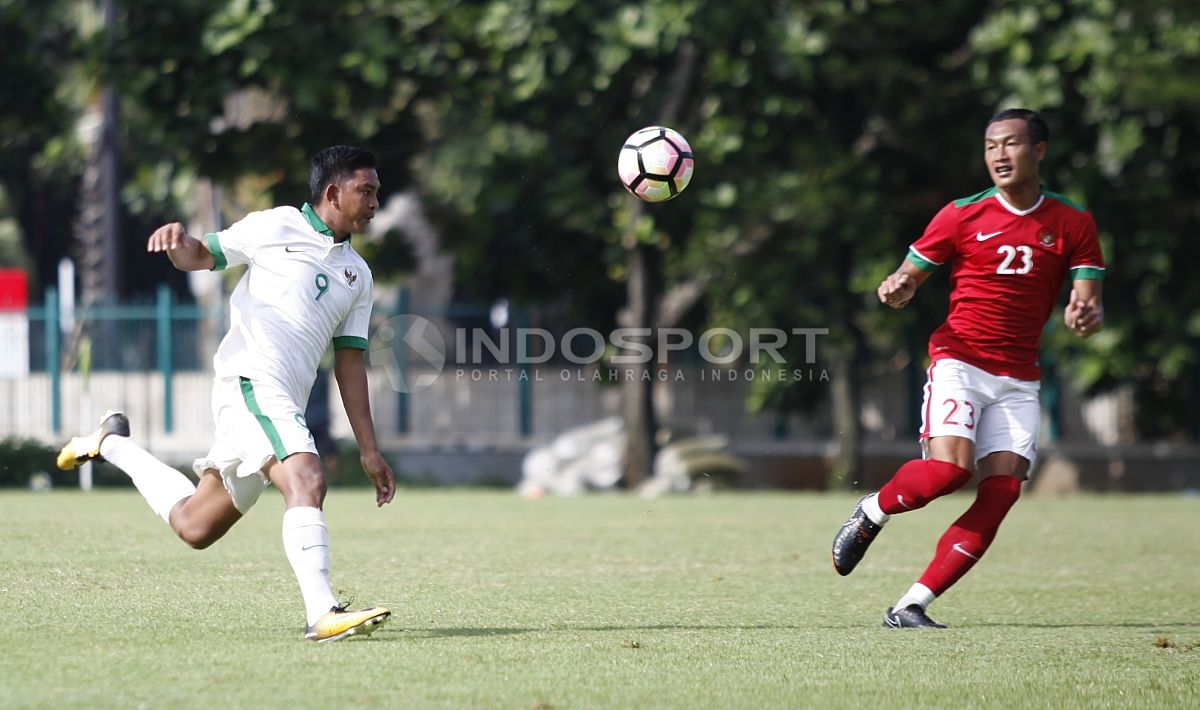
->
xmin=918 ymin=475 xmax=1023 ymax=596
xmin=876 ymin=459 xmax=973 ymax=515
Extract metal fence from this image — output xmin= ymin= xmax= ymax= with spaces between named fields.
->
xmin=5 ymin=286 xmax=1135 ymax=470
xmin=26 ymin=285 xmax=212 ymax=435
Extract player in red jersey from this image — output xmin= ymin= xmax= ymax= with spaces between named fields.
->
xmin=831 ymin=108 xmax=1106 ymax=628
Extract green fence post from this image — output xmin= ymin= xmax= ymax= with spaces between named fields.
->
xmin=395 ymin=287 xmax=409 ymax=435
xmin=46 ymin=288 xmax=60 ymax=434
xmin=157 ymin=284 xmax=174 ymax=434
xmin=1042 ymin=349 xmax=1060 ymax=443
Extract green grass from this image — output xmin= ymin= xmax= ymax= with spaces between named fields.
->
xmin=1 ymin=490 xmax=1197 ymax=709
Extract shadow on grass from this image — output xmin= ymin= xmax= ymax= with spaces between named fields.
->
xmin=405 ymin=624 xmax=814 ymax=639
xmin=393 ymin=621 xmax=1200 ymax=639
xmin=967 ymin=622 xmax=1200 ymax=629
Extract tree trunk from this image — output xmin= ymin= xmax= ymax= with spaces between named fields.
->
xmin=621 ymin=243 xmax=658 ymax=488
xmin=828 ymin=243 xmax=864 ymax=490
xmin=77 ymin=74 xmax=122 ymax=306
xmin=71 ymin=83 xmax=122 ymax=370
xmin=618 ymin=41 xmax=698 ymax=489
xmin=828 ymin=346 xmax=863 ymax=489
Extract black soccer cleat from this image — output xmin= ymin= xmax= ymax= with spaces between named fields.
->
xmin=883 ymin=604 xmax=948 ymax=629
xmin=831 ymin=495 xmax=883 ymax=576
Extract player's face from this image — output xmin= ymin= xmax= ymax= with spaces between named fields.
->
xmin=984 ymin=119 xmax=1044 ymax=190
xmin=332 ymin=168 xmax=381 ymax=235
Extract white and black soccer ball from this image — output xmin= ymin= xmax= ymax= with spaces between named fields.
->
xmin=617 ymin=126 xmax=695 ymax=203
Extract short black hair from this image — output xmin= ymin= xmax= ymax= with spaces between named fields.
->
xmin=987 ymin=108 xmax=1049 ymax=145
xmin=309 ymin=145 xmax=377 ymax=204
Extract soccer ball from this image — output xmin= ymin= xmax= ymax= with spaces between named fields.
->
xmin=617 ymin=126 xmax=695 ymax=203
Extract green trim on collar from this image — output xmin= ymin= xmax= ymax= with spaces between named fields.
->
xmin=953 ymin=186 xmax=999 ymax=208
xmin=301 ymin=203 xmax=339 ymax=240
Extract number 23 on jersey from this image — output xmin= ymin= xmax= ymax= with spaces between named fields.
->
xmin=996 ymin=245 xmax=1032 ymax=275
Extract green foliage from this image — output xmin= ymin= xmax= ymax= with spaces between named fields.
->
xmin=0 ymin=437 xmax=58 ymax=487
xmin=0 ymin=0 xmax=85 ymax=290
xmin=6 ymin=0 xmax=1200 ymax=438
xmin=969 ymin=0 xmax=1200 ymax=438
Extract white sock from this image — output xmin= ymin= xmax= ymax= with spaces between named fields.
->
xmin=894 ymin=582 xmax=936 ymax=611
xmin=282 ymin=507 xmax=338 ymax=626
xmin=862 ymin=492 xmax=891 ymax=526
xmin=100 ymin=436 xmax=196 ymax=523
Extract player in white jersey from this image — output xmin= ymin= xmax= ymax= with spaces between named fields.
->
xmin=57 ymin=145 xmax=396 ymax=642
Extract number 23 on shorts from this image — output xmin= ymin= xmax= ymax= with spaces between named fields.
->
xmin=942 ymin=398 xmax=976 ymax=430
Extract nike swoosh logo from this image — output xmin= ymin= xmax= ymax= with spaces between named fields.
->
xmin=976 ymin=231 xmax=1003 ymax=241
xmin=300 ymin=544 xmax=328 ymax=551
xmin=951 ymin=543 xmax=980 ymax=560
xmin=285 ymin=246 xmax=306 ymax=253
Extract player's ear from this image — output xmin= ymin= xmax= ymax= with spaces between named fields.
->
xmin=1034 ymin=141 xmax=1047 ymax=162
xmin=324 ymin=181 xmax=340 ymax=208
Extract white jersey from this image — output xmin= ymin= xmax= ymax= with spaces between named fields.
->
xmin=205 ymin=204 xmax=373 ymax=405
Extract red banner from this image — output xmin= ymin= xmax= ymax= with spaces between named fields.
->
xmin=0 ymin=269 xmax=28 ymax=311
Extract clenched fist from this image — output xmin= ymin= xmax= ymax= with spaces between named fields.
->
xmin=878 ymin=272 xmax=917 ymax=309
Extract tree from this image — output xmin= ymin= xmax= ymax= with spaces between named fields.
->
xmin=13 ymin=0 xmax=1198 ymax=458
xmin=0 ymin=0 xmax=82 ymax=292
xmin=968 ymin=0 xmax=1200 ymax=439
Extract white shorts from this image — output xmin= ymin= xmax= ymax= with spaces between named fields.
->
xmin=919 ymin=358 xmax=1041 ymax=466
xmin=193 ymin=376 xmax=318 ymax=513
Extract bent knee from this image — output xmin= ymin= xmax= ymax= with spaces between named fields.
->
xmin=273 ymin=458 xmax=328 ymax=507
xmin=181 ymin=534 xmax=216 ymax=550
xmin=172 ymin=515 xmax=227 ymax=550
xmin=296 ymin=468 xmax=327 ymax=495
xmin=176 ymin=525 xmax=221 ymax=550
xmin=978 ymin=452 xmax=1031 ymax=481
xmin=286 ymin=472 xmax=326 ymax=507
xmin=924 ymin=436 xmax=976 ymax=473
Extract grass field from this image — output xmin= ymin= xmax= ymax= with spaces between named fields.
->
xmin=1 ymin=489 xmax=1197 ymax=709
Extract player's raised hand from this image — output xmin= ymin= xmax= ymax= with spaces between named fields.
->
xmin=147 ymin=222 xmax=189 ymax=252
xmin=878 ymin=272 xmax=917 ymax=309
xmin=360 ymin=450 xmax=396 ymax=507
xmin=147 ymin=222 xmax=215 ymax=271
xmin=1065 ymin=288 xmax=1103 ymax=337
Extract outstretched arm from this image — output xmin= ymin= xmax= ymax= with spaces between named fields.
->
xmin=877 ymin=259 xmax=932 ymax=309
xmin=333 ymin=347 xmax=396 ymax=506
xmin=1064 ymin=279 xmax=1104 ymax=338
xmin=147 ymin=223 xmax=215 ymax=272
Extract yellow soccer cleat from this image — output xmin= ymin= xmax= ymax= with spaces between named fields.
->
xmin=304 ymin=605 xmax=391 ymax=643
xmin=56 ymin=410 xmax=130 ymax=470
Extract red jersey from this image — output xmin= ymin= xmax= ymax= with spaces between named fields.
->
xmin=907 ymin=187 xmax=1105 ymax=381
